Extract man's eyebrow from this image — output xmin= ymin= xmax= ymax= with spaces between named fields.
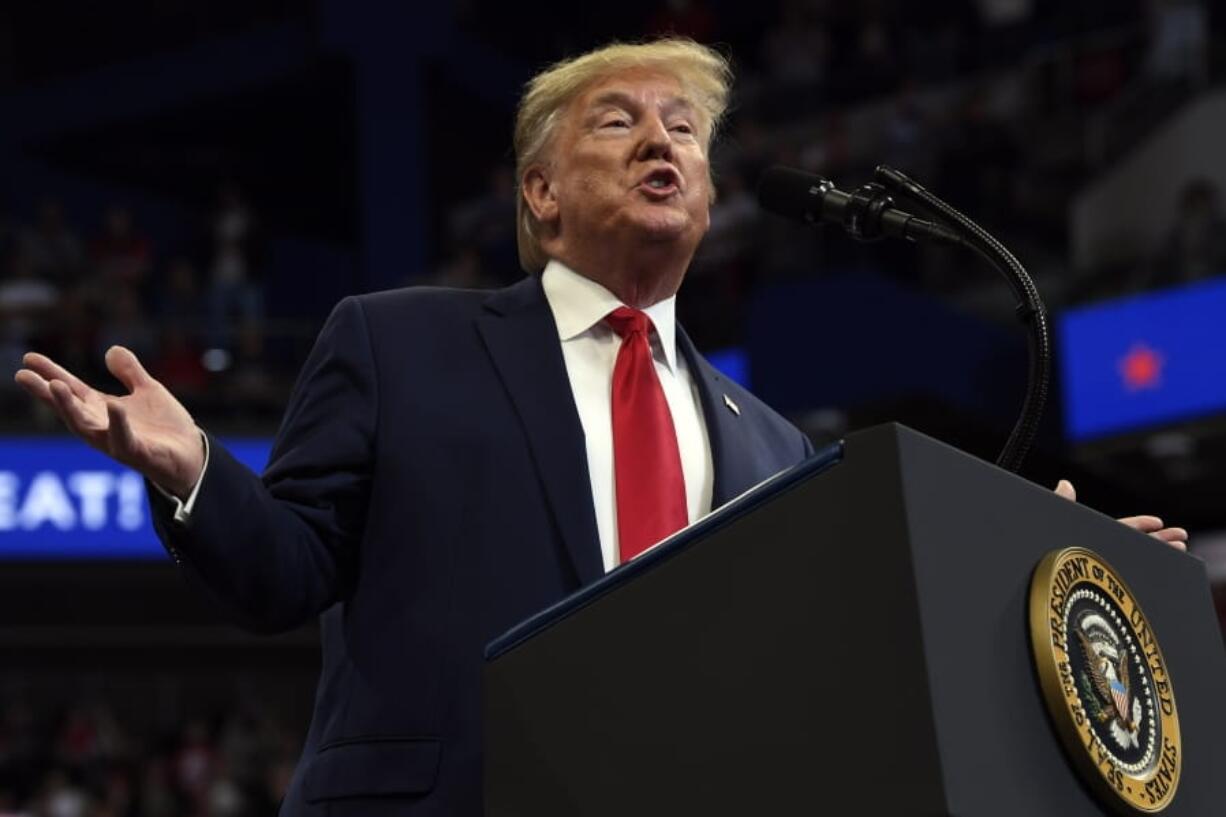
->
xmin=587 ymin=90 xmax=698 ymax=116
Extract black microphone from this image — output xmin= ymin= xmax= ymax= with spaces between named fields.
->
xmin=756 ymin=165 xmax=962 ymax=245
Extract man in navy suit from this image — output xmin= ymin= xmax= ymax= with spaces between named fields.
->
xmin=15 ymin=40 xmax=816 ymax=815
xmin=14 ymin=38 xmax=1187 ymax=816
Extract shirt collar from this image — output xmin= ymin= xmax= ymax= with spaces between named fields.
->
xmin=541 ymin=259 xmax=679 ymax=372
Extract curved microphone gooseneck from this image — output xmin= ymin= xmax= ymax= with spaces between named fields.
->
xmin=871 ymin=165 xmax=1051 ymax=474
xmin=756 ymin=165 xmax=1052 ymax=473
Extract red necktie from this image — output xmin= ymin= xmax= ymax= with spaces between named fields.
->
xmin=605 ymin=307 xmax=688 ymax=564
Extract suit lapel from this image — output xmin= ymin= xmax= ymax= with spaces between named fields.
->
xmin=677 ymin=327 xmax=749 ymax=508
xmin=476 ymin=278 xmax=605 ymax=586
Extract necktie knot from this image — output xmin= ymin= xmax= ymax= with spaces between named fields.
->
xmin=604 ymin=307 xmax=651 ymax=340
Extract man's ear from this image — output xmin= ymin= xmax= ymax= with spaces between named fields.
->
xmin=522 ymin=166 xmax=559 ymax=226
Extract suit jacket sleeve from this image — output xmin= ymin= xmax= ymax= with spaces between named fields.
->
xmin=149 ymin=296 xmax=376 ymax=633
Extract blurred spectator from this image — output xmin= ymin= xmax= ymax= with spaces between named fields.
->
xmin=719 ymin=119 xmax=775 ymax=191
xmin=836 ymin=12 xmax=902 ymax=100
xmin=95 ymin=288 xmax=157 ymax=365
xmin=0 ymin=252 xmax=60 ymax=384
xmin=98 ymin=770 xmax=133 ymax=817
xmin=0 ymin=251 xmax=59 ymax=319
xmin=898 ymin=0 xmax=975 ymax=81
xmin=204 ymin=759 xmax=246 ymax=817
xmin=19 ymin=198 xmax=84 ymax=286
xmin=206 ymin=184 xmax=263 ymax=349
xmin=761 ymin=0 xmax=831 ymax=86
xmin=37 ymin=288 xmax=103 ymax=400
xmin=92 ymin=205 xmax=152 ymax=296
xmin=974 ymin=0 xmax=1036 ymax=66
xmin=158 ymin=257 xmax=205 ymax=330
xmin=447 ymin=166 xmax=518 ymax=283
xmin=173 ymin=719 xmax=215 ymax=805
xmin=225 ymin=324 xmax=281 ymax=416
xmin=150 ymin=326 xmax=209 ymax=401
xmin=934 ymin=86 xmax=1020 ymax=228
xmin=54 ymin=707 xmax=100 ymax=769
xmin=1074 ymin=44 xmax=1130 ymax=105
xmin=212 ymin=184 xmax=256 ymax=258
xmin=697 ymin=168 xmax=759 ymax=272
xmin=686 ymin=169 xmax=763 ymax=348
xmin=264 ymin=757 xmax=295 ymax=810
xmin=39 ymin=770 xmax=89 ymax=817
xmin=1145 ymin=0 xmax=1209 ymax=83
xmin=881 ymin=84 xmax=935 ymax=181
xmin=975 ymin=0 xmax=1034 ymax=28
xmin=216 ymin=711 xmax=265 ymax=795
xmin=757 ymin=0 xmax=831 ymax=119
xmin=798 ymin=111 xmax=852 ymax=178
xmin=1143 ymin=177 xmax=1226 ymax=287
xmin=432 ymin=246 xmax=497 ymax=290
xmin=138 ymin=758 xmax=178 ymax=817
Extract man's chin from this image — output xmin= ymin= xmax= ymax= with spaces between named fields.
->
xmin=625 ymin=214 xmax=693 ymax=245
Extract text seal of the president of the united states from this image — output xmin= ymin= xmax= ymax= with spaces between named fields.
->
xmin=1029 ymin=547 xmax=1181 ymax=813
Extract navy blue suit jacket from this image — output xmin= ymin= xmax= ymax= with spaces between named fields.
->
xmin=151 ymin=276 xmax=813 ymax=816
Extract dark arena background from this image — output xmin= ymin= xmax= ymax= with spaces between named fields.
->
xmin=1 ymin=2 xmax=1225 ymax=814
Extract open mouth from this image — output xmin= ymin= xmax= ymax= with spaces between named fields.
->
xmin=638 ymin=167 xmax=682 ymax=197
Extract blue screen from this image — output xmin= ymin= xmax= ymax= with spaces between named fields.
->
xmin=1060 ymin=277 xmax=1226 ymax=442
xmin=705 ymin=347 xmax=750 ymax=388
xmin=0 ymin=437 xmax=271 ymax=559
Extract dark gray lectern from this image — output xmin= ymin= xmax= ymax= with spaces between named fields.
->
xmin=483 ymin=425 xmax=1226 ymax=816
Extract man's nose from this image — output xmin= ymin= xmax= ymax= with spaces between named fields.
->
xmin=635 ymin=117 xmax=673 ymax=161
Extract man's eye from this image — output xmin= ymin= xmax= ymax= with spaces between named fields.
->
xmin=601 ymin=118 xmax=630 ymax=129
xmin=670 ymin=123 xmax=694 ymax=135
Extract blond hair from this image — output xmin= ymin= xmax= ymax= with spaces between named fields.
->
xmin=513 ymin=38 xmax=733 ymax=272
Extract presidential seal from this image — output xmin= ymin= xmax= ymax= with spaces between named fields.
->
xmin=1029 ymin=547 xmax=1181 ymax=813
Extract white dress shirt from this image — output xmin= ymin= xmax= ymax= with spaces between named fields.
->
xmin=541 ymin=260 xmax=714 ymax=572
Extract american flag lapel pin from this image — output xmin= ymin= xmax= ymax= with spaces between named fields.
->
xmin=723 ymin=393 xmax=740 ymax=416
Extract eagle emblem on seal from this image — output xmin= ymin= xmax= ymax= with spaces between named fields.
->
xmin=1075 ymin=615 xmax=1143 ymax=749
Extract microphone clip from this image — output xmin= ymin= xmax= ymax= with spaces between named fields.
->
xmin=841 ymin=182 xmax=898 ymax=243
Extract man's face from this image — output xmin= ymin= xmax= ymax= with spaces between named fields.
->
xmin=534 ymin=68 xmax=712 ymax=264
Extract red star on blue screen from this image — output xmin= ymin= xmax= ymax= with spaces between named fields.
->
xmin=1118 ymin=342 xmax=1164 ymax=391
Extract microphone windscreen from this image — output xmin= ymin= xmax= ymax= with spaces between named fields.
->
xmin=756 ymin=165 xmax=823 ymax=221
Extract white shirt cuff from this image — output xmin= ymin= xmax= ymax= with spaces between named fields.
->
xmin=151 ymin=430 xmax=210 ymax=524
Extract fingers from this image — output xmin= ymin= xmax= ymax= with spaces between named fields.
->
xmin=1044 ymin=478 xmax=1190 ymax=554
xmin=1151 ymin=527 xmax=1189 ymax=551
xmin=14 ymin=368 xmax=55 ymax=406
xmin=1118 ymin=515 xmax=1189 ymax=551
xmin=49 ymin=379 xmax=104 ymax=437
xmin=104 ymin=345 xmax=151 ymax=392
xmin=20 ymin=352 xmax=93 ymax=400
xmin=1119 ymin=515 xmax=1164 ymax=533
xmin=105 ymin=400 xmax=136 ymax=456
xmin=16 ymin=370 xmax=96 ymax=440
xmin=1054 ymin=479 xmax=1077 ymax=501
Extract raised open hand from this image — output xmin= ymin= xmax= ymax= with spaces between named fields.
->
xmin=1054 ymin=479 xmax=1188 ymax=552
xmin=14 ymin=346 xmax=205 ymax=497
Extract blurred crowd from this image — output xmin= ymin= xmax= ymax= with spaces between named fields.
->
xmin=0 ymin=187 xmax=288 ymax=430
xmin=0 ymin=697 xmax=300 ymax=817
xmin=3 ymin=1 xmax=1221 ymax=429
